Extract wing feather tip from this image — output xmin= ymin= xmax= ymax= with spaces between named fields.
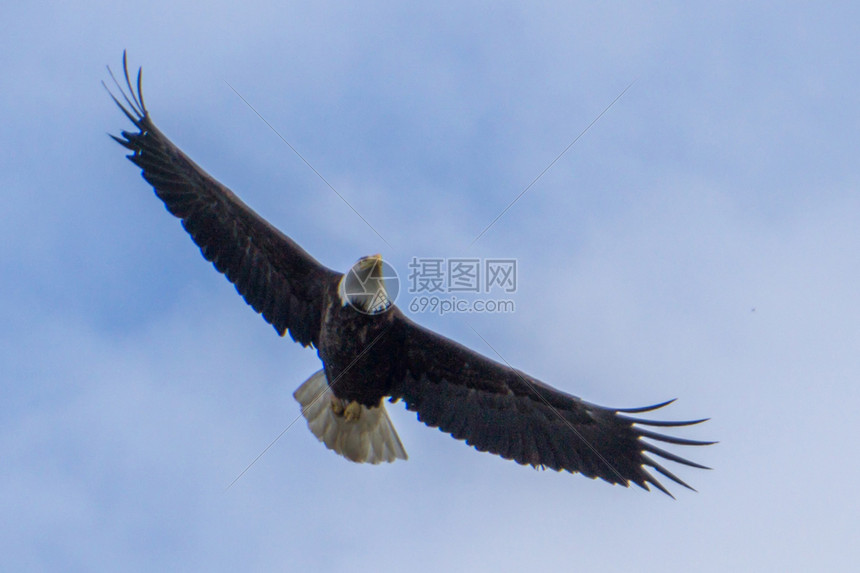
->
xmin=616 ymin=398 xmax=677 ymax=414
xmin=624 ymin=416 xmax=710 ymax=428
xmin=642 ymin=454 xmax=698 ymax=492
xmin=641 ymin=441 xmax=711 ymax=470
xmin=635 ymin=427 xmax=716 ymax=447
xmin=634 ymin=468 xmax=676 ymax=499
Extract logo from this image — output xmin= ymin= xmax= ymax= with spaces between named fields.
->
xmin=341 ymin=256 xmax=400 ymax=315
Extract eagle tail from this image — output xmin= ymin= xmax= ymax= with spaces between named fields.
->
xmin=293 ymin=370 xmax=408 ymax=464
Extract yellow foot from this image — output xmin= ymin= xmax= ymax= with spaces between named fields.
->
xmin=330 ymin=395 xmax=345 ymax=416
xmin=344 ymin=400 xmax=362 ymax=422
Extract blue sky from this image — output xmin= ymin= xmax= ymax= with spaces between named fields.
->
xmin=2 ymin=2 xmax=859 ymax=570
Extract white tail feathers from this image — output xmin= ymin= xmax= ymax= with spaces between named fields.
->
xmin=293 ymin=370 xmax=408 ymax=464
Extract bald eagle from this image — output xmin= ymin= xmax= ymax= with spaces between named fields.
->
xmin=106 ymin=53 xmax=712 ymax=497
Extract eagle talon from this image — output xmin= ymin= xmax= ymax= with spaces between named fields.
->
xmin=330 ymin=397 xmax=361 ymax=422
xmin=344 ymin=400 xmax=362 ymax=422
xmin=330 ymin=396 xmax=345 ymax=416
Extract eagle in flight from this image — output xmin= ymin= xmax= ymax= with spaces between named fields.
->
xmin=107 ymin=53 xmax=712 ymax=497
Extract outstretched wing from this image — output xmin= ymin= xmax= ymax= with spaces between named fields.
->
xmin=389 ymin=313 xmax=713 ymax=497
xmin=106 ymin=53 xmax=340 ymax=347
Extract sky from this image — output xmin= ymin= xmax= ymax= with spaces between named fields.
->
xmin=2 ymin=1 xmax=859 ymax=571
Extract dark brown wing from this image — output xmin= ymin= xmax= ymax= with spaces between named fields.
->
xmin=389 ymin=312 xmax=713 ymax=497
xmin=106 ymin=53 xmax=340 ymax=347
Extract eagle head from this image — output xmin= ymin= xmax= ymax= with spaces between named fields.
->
xmin=338 ymin=254 xmax=394 ymax=315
